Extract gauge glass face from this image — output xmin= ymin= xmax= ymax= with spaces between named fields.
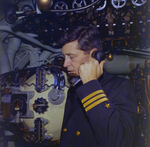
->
xmin=13 ymin=99 xmax=24 ymax=111
xmin=11 ymin=94 xmax=27 ymax=116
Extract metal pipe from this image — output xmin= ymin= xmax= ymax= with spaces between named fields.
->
xmin=7 ymin=37 xmax=21 ymax=70
xmin=104 ymin=55 xmax=149 ymax=74
xmin=0 ymin=25 xmax=62 ymax=53
xmin=0 ymin=38 xmax=11 ymax=74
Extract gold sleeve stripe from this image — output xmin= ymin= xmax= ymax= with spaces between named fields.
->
xmin=85 ymin=98 xmax=109 ymax=112
xmin=83 ymin=94 xmax=107 ymax=107
xmin=81 ymin=90 xmax=104 ymax=103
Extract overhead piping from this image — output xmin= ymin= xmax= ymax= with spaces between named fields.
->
xmin=39 ymin=0 xmax=103 ymax=13
xmin=0 ymin=25 xmax=62 ymax=53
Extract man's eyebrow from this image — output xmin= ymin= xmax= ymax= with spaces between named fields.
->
xmin=62 ymin=53 xmax=75 ymax=56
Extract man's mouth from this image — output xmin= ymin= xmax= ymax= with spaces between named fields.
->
xmin=68 ymin=70 xmax=75 ymax=74
xmin=67 ymin=69 xmax=75 ymax=74
xmin=67 ymin=70 xmax=79 ymax=76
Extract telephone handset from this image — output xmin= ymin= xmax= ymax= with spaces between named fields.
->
xmin=91 ymin=51 xmax=105 ymax=63
xmin=69 ymin=51 xmax=105 ymax=86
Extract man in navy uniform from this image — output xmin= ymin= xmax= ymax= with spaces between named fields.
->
xmin=59 ymin=25 xmax=137 ymax=147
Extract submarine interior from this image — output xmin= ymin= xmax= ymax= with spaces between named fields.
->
xmin=0 ymin=0 xmax=150 ymax=147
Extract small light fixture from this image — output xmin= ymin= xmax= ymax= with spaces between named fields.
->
xmin=36 ymin=0 xmax=53 ymax=10
xmin=107 ymin=52 xmax=113 ymax=61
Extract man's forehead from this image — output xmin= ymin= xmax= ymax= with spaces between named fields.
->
xmin=62 ymin=50 xmax=79 ymax=56
xmin=62 ymin=44 xmax=81 ymax=55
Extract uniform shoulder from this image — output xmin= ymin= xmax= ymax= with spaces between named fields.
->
xmin=102 ymin=70 xmax=131 ymax=88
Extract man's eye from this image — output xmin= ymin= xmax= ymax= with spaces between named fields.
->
xmin=70 ymin=56 xmax=75 ymax=59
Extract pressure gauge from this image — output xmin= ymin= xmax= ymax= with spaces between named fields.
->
xmin=11 ymin=94 xmax=27 ymax=116
xmin=13 ymin=99 xmax=24 ymax=111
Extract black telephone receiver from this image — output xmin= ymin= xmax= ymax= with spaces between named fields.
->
xmin=92 ymin=51 xmax=105 ymax=63
xmin=69 ymin=51 xmax=105 ymax=86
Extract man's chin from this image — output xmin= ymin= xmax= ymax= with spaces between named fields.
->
xmin=70 ymin=73 xmax=79 ymax=77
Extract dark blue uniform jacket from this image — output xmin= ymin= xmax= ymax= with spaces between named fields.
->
xmin=60 ymin=70 xmax=137 ymax=147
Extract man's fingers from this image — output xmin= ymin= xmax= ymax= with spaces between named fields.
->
xmin=100 ymin=60 xmax=105 ymax=67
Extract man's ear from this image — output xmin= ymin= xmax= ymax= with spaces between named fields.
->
xmin=89 ymin=48 xmax=98 ymax=57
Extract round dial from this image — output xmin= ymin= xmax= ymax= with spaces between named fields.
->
xmin=13 ymin=99 xmax=24 ymax=111
xmin=11 ymin=94 xmax=27 ymax=116
xmin=33 ymin=98 xmax=48 ymax=114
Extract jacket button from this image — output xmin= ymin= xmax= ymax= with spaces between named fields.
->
xmin=76 ymin=131 xmax=80 ymax=136
xmin=63 ymin=128 xmax=67 ymax=132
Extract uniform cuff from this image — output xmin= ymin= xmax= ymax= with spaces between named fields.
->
xmin=76 ymin=80 xmax=103 ymax=99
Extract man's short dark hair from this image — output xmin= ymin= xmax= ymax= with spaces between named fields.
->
xmin=59 ymin=25 xmax=103 ymax=53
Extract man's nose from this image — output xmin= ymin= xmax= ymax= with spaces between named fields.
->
xmin=63 ymin=57 xmax=69 ymax=67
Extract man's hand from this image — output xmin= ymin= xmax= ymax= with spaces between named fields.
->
xmin=78 ymin=58 xmax=105 ymax=84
